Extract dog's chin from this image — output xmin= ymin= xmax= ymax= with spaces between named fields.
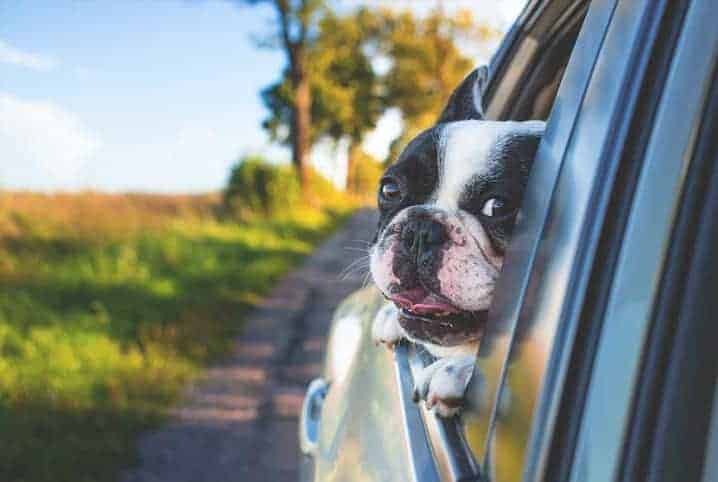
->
xmin=397 ymin=308 xmax=487 ymax=346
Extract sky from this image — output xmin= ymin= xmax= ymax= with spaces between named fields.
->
xmin=0 ymin=0 xmax=525 ymax=193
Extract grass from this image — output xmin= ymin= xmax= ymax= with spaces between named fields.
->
xmin=0 ymin=191 xmax=355 ymax=482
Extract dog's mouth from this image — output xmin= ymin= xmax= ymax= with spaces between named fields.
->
xmin=388 ymin=287 xmax=487 ymax=346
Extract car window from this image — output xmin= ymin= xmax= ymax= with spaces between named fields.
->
xmin=458 ymin=0 xmax=590 ymax=470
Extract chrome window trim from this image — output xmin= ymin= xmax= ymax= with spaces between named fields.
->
xmin=407 ymin=347 xmax=481 ymax=482
xmin=568 ymin=1 xmax=718 ymax=481
xmin=393 ymin=343 xmax=442 ymax=482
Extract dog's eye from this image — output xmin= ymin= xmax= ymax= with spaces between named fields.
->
xmin=481 ymin=197 xmax=512 ymax=217
xmin=380 ymin=180 xmax=401 ymax=202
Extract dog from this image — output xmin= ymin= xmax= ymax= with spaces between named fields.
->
xmin=370 ymin=66 xmax=545 ymax=417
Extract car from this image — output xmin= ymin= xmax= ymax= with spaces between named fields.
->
xmin=299 ymin=0 xmax=718 ymax=480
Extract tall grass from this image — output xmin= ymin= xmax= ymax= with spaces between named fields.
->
xmin=0 ymin=191 xmax=355 ymax=482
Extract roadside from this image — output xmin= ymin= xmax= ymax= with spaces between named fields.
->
xmin=122 ymin=208 xmax=378 ymax=482
xmin=0 ymin=191 xmax=355 ymax=482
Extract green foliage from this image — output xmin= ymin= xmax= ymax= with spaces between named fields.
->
xmin=261 ymin=7 xmax=383 ymax=148
xmin=260 ymin=5 xmax=500 ymax=179
xmin=310 ymin=8 xmax=384 ymax=145
xmin=0 ymin=192 xmax=353 ymax=482
xmin=241 ymin=0 xmax=328 ymax=192
xmin=224 ymin=156 xmax=301 ymax=218
xmin=347 ymin=149 xmax=383 ymax=197
xmin=380 ymin=8 xmax=499 ymax=141
xmin=223 ymin=155 xmax=354 ymax=218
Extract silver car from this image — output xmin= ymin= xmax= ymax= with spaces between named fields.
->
xmin=300 ymin=0 xmax=718 ymax=481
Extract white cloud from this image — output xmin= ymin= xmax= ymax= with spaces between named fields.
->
xmin=0 ymin=92 xmax=101 ymax=189
xmin=0 ymin=40 xmax=58 ymax=71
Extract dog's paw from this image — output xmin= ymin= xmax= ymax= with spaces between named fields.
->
xmin=412 ymin=355 xmax=476 ymax=417
xmin=372 ymin=303 xmax=404 ymax=349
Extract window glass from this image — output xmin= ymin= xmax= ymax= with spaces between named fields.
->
xmin=459 ymin=0 xmax=588 ymax=476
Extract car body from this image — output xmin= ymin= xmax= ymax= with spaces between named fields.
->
xmin=300 ymin=0 xmax=718 ymax=481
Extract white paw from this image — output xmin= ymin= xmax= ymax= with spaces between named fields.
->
xmin=372 ymin=303 xmax=404 ymax=349
xmin=412 ymin=355 xmax=476 ymax=417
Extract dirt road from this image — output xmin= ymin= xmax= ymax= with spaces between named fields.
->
xmin=122 ymin=209 xmax=377 ymax=482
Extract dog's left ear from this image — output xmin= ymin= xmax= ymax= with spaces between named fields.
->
xmin=437 ymin=65 xmax=489 ymax=124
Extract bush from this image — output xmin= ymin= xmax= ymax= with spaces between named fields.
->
xmin=223 ymin=156 xmax=301 ymax=219
xmin=223 ymin=155 xmax=358 ymax=219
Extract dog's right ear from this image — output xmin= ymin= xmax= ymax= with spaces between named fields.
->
xmin=437 ymin=65 xmax=489 ymax=124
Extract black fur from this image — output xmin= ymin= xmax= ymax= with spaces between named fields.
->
xmin=436 ymin=66 xmax=488 ymax=123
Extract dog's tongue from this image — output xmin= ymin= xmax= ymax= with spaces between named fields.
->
xmin=390 ymin=287 xmax=459 ymax=315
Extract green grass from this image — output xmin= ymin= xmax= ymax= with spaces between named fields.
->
xmin=0 ymin=192 xmax=354 ymax=482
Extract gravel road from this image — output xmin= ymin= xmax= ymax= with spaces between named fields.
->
xmin=122 ymin=208 xmax=378 ymax=482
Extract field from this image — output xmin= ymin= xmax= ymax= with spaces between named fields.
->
xmin=0 ymin=191 xmax=354 ymax=482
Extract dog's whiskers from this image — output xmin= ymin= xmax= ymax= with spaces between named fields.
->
xmin=338 ymin=255 xmax=371 ymax=281
xmin=343 ymin=247 xmax=371 ymax=253
xmin=361 ymin=269 xmax=373 ymax=288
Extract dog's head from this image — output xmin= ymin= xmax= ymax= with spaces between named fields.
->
xmin=370 ymin=66 xmax=545 ymax=347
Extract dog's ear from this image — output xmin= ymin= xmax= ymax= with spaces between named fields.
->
xmin=437 ymin=65 xmax=489 ymax=124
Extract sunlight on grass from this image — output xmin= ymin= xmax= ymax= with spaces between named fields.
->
xmin=0 ymin=192 xmax=356 ymax=482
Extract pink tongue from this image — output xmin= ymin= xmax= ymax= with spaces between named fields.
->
xmin=390 ymin=288 xmax=459 ymax=315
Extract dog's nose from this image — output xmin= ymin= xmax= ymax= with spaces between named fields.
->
xmin=401 ymin=218 xmax=447 ymax=256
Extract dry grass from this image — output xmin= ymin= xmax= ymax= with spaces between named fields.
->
xmin=0 ymin=191 xmax=221 ymax=239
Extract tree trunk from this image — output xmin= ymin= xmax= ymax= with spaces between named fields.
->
xmin=291 ymin=57 xmax=312 ymax=194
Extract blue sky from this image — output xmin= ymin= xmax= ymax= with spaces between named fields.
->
xmin=0 ymin=0 xmax=523 ymax=192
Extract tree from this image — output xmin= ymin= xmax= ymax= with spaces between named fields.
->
xmin=262 ymin=7 xmax=384 ymax=192
xmin=311 ymin=9 xmax=384 ymax=190
xmin=257 ymin=4 xmax=500 ymax=192
xmin=239 ymin=0 xmax=325 ymax=192
xmin=379 ymin=8 xmax=500 ymax=144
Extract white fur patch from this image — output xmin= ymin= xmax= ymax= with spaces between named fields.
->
xmin=433 ymin=120 xmax=545 ymax=211
xmin=413 ymin=355 xmax=477 ymax=417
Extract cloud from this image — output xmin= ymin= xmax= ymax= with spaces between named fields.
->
xmin=0 ymin=92 xmax=101 ymax=189
xmin=0 ymin=39 xmax=58 ymax=71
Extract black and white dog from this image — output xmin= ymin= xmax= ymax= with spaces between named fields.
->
xmin=370 ymin=66 xmax=544 ymax=416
